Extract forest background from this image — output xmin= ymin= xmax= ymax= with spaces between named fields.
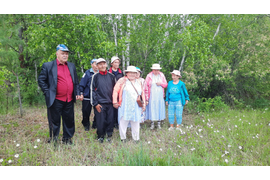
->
xmin=0 ymin=14 xmax=270 ymax=116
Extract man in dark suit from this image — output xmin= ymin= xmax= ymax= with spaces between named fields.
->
xmin=38 ymin=44 xmax=82 ymax=145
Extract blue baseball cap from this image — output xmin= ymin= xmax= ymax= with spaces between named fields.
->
xmin=136 ymin=67 xmax=142 ymax=72
xmin=91 ymin=59 xmax=97 ymax=64
xmin=56 ymin=44 xmax=69 ymax=52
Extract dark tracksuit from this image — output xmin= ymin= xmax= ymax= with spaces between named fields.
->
xmin=91 ymin=71 xmax=116 ymax=139
xmin=79 ymin=68 xmax=97 ymax=129
xmin=108 ymin=67 xmax=124 ymax=128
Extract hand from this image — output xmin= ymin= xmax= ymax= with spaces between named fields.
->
xmin=95 ymin=104 xmax=102 ymax=113
xmin=166 ymin=101 xmax=168 ymax=106
xmin=156 ymin=82 xmax=161 ymax=86
xmin=113 ymin=103 xmax=120 ymax=109
xmin=142 ymin=105 xmax=146 ymax=112
xmin=146 ymin=101 xmax=149 ymax=105
xmin=80 ymin=95 xmax=84 ymax=101
xmin=76 ymin=95 xmax=82 ymax=101
xmin=185 ymin=100 xmax=189 ymax=105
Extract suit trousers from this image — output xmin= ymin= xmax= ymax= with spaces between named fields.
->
xmin=94 ymin=103 xmax=114 ymax=139
xmin=82 ymin=99 xmax=96 ymax=128
xmin=48 ymin=99 xmax=75 ymax=140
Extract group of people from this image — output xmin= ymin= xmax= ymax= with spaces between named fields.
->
xmin=38 ymin=44 xmax=190 ymax=145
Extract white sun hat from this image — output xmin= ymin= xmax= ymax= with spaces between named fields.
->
xmin=150 ymin=64 xmax=162 ymax=69
xmin=96 ymin=58 xmax=106 ymax=64
xmin=170 ymin=70 xmax=181 ymax=77
xmin=124 ymin=66 xmax=138 ymax=73
xmin=111 ymin=56 xmax=121 ymax=63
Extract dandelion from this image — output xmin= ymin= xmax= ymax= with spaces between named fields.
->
xmin=14 ymin=154 xmax=19 ymax=158
xmin=34 ymin=145 xmax=37 ymax=149
xmin=8 ymin=160 xmax=12 ymax=163
xmin=225 ymin=151 xmax=229 ymax=154
xmin=235 ymin=125 xmax=237 ymax=128
xmin=160 ymin=148 xmax=162 ymax=151
xmin=16 ymin=144 xmax=20 ymax=147
xmin=37 ymin=139 xmax=40 ymax=142
xmin=228 ymin=145 xmax=231 ymax=148
xmin=0 ymin=159 xmax=3 ymax=162
xmin=177 ymin=145 xmax=181 ymax=148
xmin=198 ymin=129 xmax=202 ymax=132
xmin=225 ymin=159 xmax=228 ymax=163
xmin=148 ymin=141 xmax=151 ymax=144
xmin=239 ymin=146 xmax=242 ymax=150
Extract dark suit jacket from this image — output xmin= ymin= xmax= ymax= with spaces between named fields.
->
xmin=38 ymin=59 xmax=80 ymax=108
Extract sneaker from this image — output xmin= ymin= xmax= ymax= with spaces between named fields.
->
xmin=157 ymin=124 xmax=161 ymax=129
xmin=98 ymin=138 xmax=104 ymax=143
xmin=150 ymin=123 xmax=155 ymax=130
xmin=84 ymin=125 xmax=90 ymax=131
xmin=106 ymin=137 xmax=112 ymax=143
xmin=168 ymin=127 xmax=174 ymax=131
xmin=62 ymin=138 xmax=73 ymax=145
xmin=121 ymin=139 xmax=126 ymax=143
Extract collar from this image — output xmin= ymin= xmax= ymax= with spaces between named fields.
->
xmin=99 ymin=71 xmax=107 ymax=75
xmin=56 ymin=59 xmax=67 ymax=65
xmin=109 ymin=67 xmax=122 ymax=73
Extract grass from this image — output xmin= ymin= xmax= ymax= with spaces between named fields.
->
xmin=0 ymin=103 xmax=269 ymax=166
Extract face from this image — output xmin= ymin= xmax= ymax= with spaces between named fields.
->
xmin=97 ymin=62 xmax=107 ymax=72
xmin=111 ymin=60 xmax=120 ymax=69
xmin=171 ymin=73 xmax=180 ymax=81
xmin=91 ymin=62 xmax=98 ymax=71
xmin=56 ymin=50 xmax=69 ymax=64
xmin=135 ymin=71 xmax=140 ymax=79
xmin=152 ymin=69 xmax=160 ymax=75
xmin=126 ymin=72 xmax=137 ymax=80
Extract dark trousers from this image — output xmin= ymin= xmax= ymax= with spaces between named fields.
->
xmin=113 ymin=108 xmax=118 ymax=126
xmin=82 ymin=99 xmax=96 ymax=128
xmin=47 ymin=99 xmax=75 ymax=140
xmin=94 ymin=103 xmax=114 ymax=139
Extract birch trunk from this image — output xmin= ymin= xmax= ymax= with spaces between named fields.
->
xmin=179 ymin=50 xmax=186 ymax=72
xmin=126 ymin=14 xmax=130 ymax=67
xmin=16 ymin=72 xmax=23 ymax=117
xmin=77 ymin=51 xmax=84 ymax=73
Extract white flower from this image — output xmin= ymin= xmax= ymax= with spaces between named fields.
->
xmin=16 ymin=144 xmax=20 ymax=147
xmin=196 ymin=140 xmax=198 ymax=142
xmin=177 ymin=145 xmax=181 ymax=148
xmin=200 ymin=136 xmax=203 ymax=138
xmin=221 ymin=135 xmax=224 ymax=138
xmin=158 ymin=139 xmax=161 ymax=142
xmin=253 ymin=137 xmax=255 ymax=139
xmin=235 ymin=125 xmax=237 ymax=128
xmin=239 ymin=119 xmax=241 ymax=121
xmin=198 ymin=129 xmax=202 ymax=132
xmin=249 ymin=123 xmax=251 ymax=125
xmin=269 ymin=123 xmax=270 ymax=126
xmin=237 ymin=133 xmax=238 ymax=135
xmin=225 ymin=151 xmax=229 ymax=154
xmin=221 ymin=154 xmax=225 ymax=157
xmin=14 ymin=154 xmax=19 ymax=158
xmin=190 ymin=125 xmax=193 ymax=128
xmin=228 ymin=128 xmax=231 ymax=130
xmin=160 ymin=148 xmax=162 ymax=151
xmin=191 ymin=148 xmax=195 ymax=151
xmin=174 ymin=153 xmax=176 ymax=155
xmin=0 ymin=159 xmax=3 ymax=162
xmin=228 ymin=120 xmax=230 ymax=121
xmin=239 ymin=146 xmax=242 ymax=149
xmin=225 ymin=159 xmax=228 ymax=163
xmin=13 ymin=141 xmax=16 ymax=142
xmin=208 ymin=119 xmax=210 ymax=122
xmin=228 ymin=145 xmax=231 ymax=148
xmin=202 ymin=120 xmax=205 ymax=122
xmin=37 ymin=139 xmax=40 ymax=142
xmin=211 ymin=127 xmax=213 ymax=128
xmin=214 ymin=131 xmax=216 ymax=133
xmin=191 ymin=142 xmax=192 ymax=144
xmin=255 ymin=124 xmax=257 ymax=126
xmin=34 ymin=145 xmax=37 ymax=149
xmin=8 ymin=160 xmax=12 ymax=163
xmin=148 ymin=141 xmax=151 ymax=144
xmin=217 ymin=130 xmax=219 ymax=132
xmin=196 ymin=132 xmax=198 ymax=135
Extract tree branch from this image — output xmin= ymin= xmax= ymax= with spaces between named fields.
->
xmin=8 ymin=44 xmax=19 ymax=53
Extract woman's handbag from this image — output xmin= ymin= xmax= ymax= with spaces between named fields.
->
xmin=130 ymin=80 xmax=144 ymax=107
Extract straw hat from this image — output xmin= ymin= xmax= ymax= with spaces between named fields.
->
xmin=170 ymin=70 xmax=181 ymax=77
xmin=150 ymin=64 xmax=162 ymax=69
xmin=124 ymin=66 xmax=138 ymax=73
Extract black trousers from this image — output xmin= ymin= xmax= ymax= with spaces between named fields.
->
xmin=82 ymin=99 xmax=96 ymax=128
xmin=113 ymin=108 xmax=118 ymax=126
xmin=47 ymin=99 xmax=75 ymax=140
xmin=94 ymin=103 xmax=114 ymax=139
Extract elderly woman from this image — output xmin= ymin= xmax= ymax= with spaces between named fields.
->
xmin=165 ymin=70 xmax=189 ymax=131
xmin=144 ymin=64 xmax=168 ymax=129
xmin=136 ymin=67 xmax=146 ymax=124
xmin=113 ymin=66 xmax=146 ymax=142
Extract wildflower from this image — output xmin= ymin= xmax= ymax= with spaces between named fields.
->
xmin=14 ymin=154 xmax=19 ymax=158
xmin=158 ymin=139 xmax=161 ymax=142
xmin=225 ymin=159 xmax=228 ymax=163
xmin=196 ymin=140 xmax=198 ymax=142
xmin=217 ymin=130 xmax=219 ymax=132
xmin=190 ymin=125 xmax=193 ymax=128
xmin=228 ymin=120 xmax=230 ymax=121
xmin=255 ymin=124 xmax=257 ymax=126
xmin=16 ymin=144 xmax=20 ymax=147
xmin=174 ymin=153 xmax=176 ymax=156
xmin=191 ymin=142 xmax=192 ymax=144
xmin=211 ymin=127 xmax=213 ymax=128
xmin=214 ymin=131 xmax=216 ymax=133
xmin=228 ymin=128 xmax=231 ymax=130
xmin=239 ymin=146 xmax=242 ymax=149
xmin=225 ymin=151 xmax=229 ymax=154
xmin=200 ymin=136 xmax=203 ymax=138
xmin=198 ymin=129 xmax=202 ymax=132
xmin=239 ymin=119 xmax=241 ymax=121
xmin=268 ymin=123 xmax=270 ymax=126
xmin=177 ymin=145 xmax=181 ymax=148
xmin=253 ymin=137 xmax=255 ymax=139
xmin=160 ymin=148 xmax=162 ymax=151
xmin=37 ymin=139 xmax=40 ymax=142
xmin=34 ymin=145 xmax=37 ymax=149
xmin=8 ymin=160 xmax=12 ymax=163
xmin=249 ymin=123 xmax=251 ymax=125
xmin=221 ymin=154 xmax=225 ymax=157
xmin=13 ymin=141 xmax=16 ymax=142
xmin=191 ymin=148 xmax=195 ymax=151
xmin=237 ymin=133 xmax=238 ymax=135
xmin=196 ymin=132 xmax=198 ymax=135
xmin=202 ymin=120 xmax=205 ymax=122
xmin=228 ymin=145 xmax=231 ymax=148
xmin=235 ymin=125 xmax=237 ymax=128
xmin=0 ymin=159 xmax=3 ymax=162
xmin=221 ymin=135 xmax=224 ymax=138
xmin=148 ymin=141 xmax=151 ymax=144
xmin=208 ymin=119 xmax=210 ymax=122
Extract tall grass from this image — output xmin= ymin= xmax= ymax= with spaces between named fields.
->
xmin=0 ymin=103 xmax=269 ymax=166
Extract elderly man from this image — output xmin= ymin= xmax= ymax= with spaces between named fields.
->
xmin=38 ymin=44 xmax=82 ymax=145
xmin=79 ymin=59 xmax=99 ymax=131
xmin=108 ymin=56 xmax=124 ymax=129
xmin=91 ymin=58 xmax=116 ymax=143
